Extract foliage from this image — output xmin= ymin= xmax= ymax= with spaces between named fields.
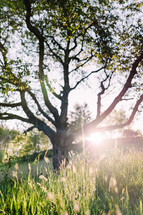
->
xmin=0 ymin=126 xmax=50 ymax=158
xmin=1 ymin=149 xmax=143 ymax=214
xmin=11 ymin=129 xmax=50 ymax=157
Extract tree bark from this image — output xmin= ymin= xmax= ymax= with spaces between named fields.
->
xmin=52 ymin=132 xmax=69 ymax=170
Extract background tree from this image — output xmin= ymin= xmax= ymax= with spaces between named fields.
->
xmin=0 ymin=0 xmax=143 ymax=169
xmin=0 ymin=126 xmax=50 ymax=158
xmin=68 ymin=103 xmax=92 ymax=131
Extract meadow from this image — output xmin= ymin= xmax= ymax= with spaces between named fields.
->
xmin=0 ymin=146 xmax=143 ymax=215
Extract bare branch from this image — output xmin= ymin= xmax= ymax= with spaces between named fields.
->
xmin=45 ymin=35 xmax=65 ymax=51
xmin=20 ymin=90 xmax=36 ymax=122
xmin=45 ymin=41 xmax=64 ymax=65
xmin=83 ymin=51 xmax=143 ymax=133
xmin=96 ymin=94 xmax=143 ymax=132
xmin=20 ymin=91 xmax=56 ymax=139
xmin=0 ymin=112 xmax=29 ymax=123
xmin=0 ymin=102 xmax=22 ymax=107
xmin=26 ymin=88 xmax=56 ymax=126
xmin=70 ymin=52 xmax=96 ymax=74
xmin=23 ymin=126 xmax=35 ymax=134
xmin=70 ymin=66 xmax=105 ymax=90
xmin=97 ymin=70 xmax=114 ymax=117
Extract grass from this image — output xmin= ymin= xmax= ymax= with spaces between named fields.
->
xmin=0 ymin=148 xmax=143 ymax=214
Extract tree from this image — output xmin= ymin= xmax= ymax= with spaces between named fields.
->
xmin=0 ymin=0 xmax=143 ymax=169
xmin=11 ymin=129 xmax=50 ymax=157
xmin=0 ymin=126 xmax=49 ymax=158
xmin=68 ymin=103 xmax=92 ymax=131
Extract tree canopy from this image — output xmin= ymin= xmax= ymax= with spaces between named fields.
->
xmin=0 ymin=0 xmax=143 ymax=169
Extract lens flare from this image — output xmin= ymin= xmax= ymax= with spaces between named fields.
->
xmin=86 ymin=132 xmax=104 ymax=145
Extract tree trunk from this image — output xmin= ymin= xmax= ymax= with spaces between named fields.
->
xmin=52 ymin=133 xmax=69 ymax=170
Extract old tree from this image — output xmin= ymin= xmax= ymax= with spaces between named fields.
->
xmin=0 ymin=0 xmax=143 ymax=169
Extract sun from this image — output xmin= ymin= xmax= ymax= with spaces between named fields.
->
xmin=86 ymin=132 xmax=104 ymax=145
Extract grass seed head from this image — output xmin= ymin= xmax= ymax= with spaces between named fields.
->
xmin=109 ymin=176 xmax=117 ymax=188
xmin=73 ymin=202 xmax=80 ymax=213
xmin=115 ymin=186 xmax=119 ymax=193
xmin=47 ymin=191 xmax=54 ymax=201
xmin=15 ymin=163 xmax=19 ymax=171
xmin=85 ymin=209 xmax=90 ymax=215
xmin=44 ymin=156 xmax=49 ymax=164
xmin=12 ymin=171 xmax=17 ymax=179
xmin=39 ymin=175 xmax=48 ymax=182
xmin=115 ymin=204 xmax=122 ymax=215
xmin=61 ymin=177 xmax=66 ymax=182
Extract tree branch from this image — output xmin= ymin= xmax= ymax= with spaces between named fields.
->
xmin=83 ymin=51 xmax=143 ymax=133
xmin=45 ymin=41 xmax=64 ymax=65
xmin=23 ymin=0 xmax=43 ymax=40
xmin=46 ymin=35 xmax=65 ymax=51
xmin=26 ymin=88 xmax=56 ymax=126
xmin=23 ymin=0 xmax=60 ymax=123
xmin=0 ymin=112 xmax=29 ymax=123
xmin=0 ymin=102 xmax=22 ymax=107
xmin=23 ymin=126 xmax=35 ymax=134
xmin=70 ymin=66 xmax=105 ymax=90
xmin=44 ymin=76 xmax=62 ymax=100
xmin=20 ymin=90 xmax=56 ymax=139
xmin=97 ymin=70 xmax=114 ymax=117
xmin=68 ymin=52 xmax=143 ymax=141
xmin=95 ymin=94 xmax=143 ymax=132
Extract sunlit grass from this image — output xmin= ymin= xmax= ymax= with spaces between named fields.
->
xmin=0 ymin=149 xmax=143 ymax=214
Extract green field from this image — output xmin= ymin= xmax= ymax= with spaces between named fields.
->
xmin=0 ymin=147 xmax=143 ymax=214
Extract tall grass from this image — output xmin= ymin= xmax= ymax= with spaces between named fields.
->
xmin=0 ymin=149 xmax=143 ymax=214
